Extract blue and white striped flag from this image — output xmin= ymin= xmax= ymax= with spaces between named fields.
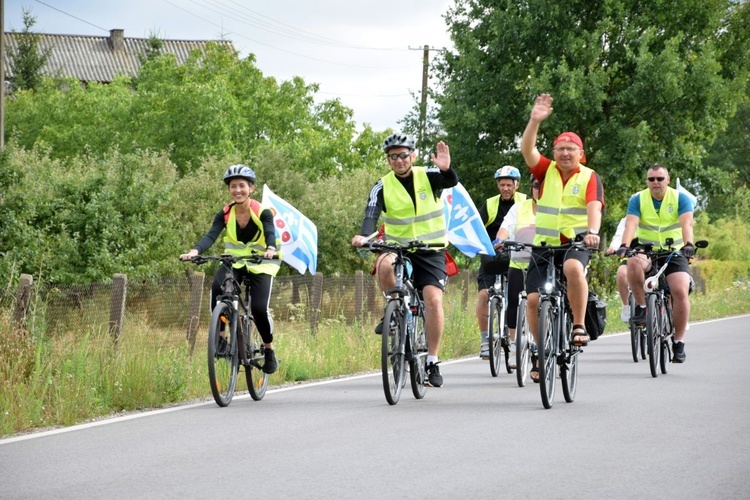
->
xmin=441 ymin=182 xmax=495 ymax=257
xmin=261 ymin=184 xmax=318 ymax=275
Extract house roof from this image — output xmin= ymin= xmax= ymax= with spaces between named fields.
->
xmin=3 ymin=29 xmax=235 ymax=84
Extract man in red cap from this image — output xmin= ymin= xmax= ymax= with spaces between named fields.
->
xmin=520 ymin=93 xmax=605 ymax=382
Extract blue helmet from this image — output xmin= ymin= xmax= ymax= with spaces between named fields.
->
xmin=494 ymin=165 xmax=521 ymax=181
xmin=223 ymin=164 xmax=256 ymax=185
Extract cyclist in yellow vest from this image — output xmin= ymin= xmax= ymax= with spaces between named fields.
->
xmin=496 ymin=175 xmax=540 ymax=368
xmin=180 ymin=165 xmax=280 ymax=374
xmin=476 ymin=166 xmax=527 ymax=359
xmin=351 ymin=133 xmax=457 ymax=388
xmin=616 ymin=164 xmax=695 ymax=363
xmin=521 ymin=94 xmax=605 ymax=382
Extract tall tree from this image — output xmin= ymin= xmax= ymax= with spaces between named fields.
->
xmin=434 ymin=0 xmax=750 ymax=220
xmin=8 ymin=8 xmax=50 ymax=92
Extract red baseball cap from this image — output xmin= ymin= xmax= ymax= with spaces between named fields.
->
xmin=553 ymin=131 xmax=585 ymax=163
xmin=553 ymin=131 xmax=583 ymax=149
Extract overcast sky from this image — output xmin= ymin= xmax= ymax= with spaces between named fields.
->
xmin=4 ymin=0 xmax=454 ymax=131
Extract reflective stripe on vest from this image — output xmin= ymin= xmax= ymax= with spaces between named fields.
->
xmin=637 ymin=187 xmax=682 ymax=249
xmin=224 ymin=201 xmax=281 ymax=276
xmin=509 ymin=199 xmax=536 ymax=270
xmin=534 ymin=164 xmax=593 ymax=246
xmin=485 ymin=192 xmax=528 ymax=227
xmin=382 ymin=168 xmax=447 ymax=246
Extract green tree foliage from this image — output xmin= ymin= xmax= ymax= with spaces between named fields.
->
xmin=7 ymin=8 xmax=51 ymax=92
xmin=434 ymin=0 xmax=750 ymax=230
xmin=5 ymin=43 xmax=364 ymax=177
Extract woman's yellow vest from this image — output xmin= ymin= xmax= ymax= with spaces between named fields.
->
xmin=510 ymin=199 xmax=536 ymax=270
xmin=485 ymin=192 xmax=528 ymax=227
xmin=224 ymin=201 xmax=281 ymax=276
xmin=534 ymin=164 xmax=594 ymax=245
xmin=637 ymin=187 xmax=682 ymax=249
xmin=382 ymin=168 xmax=447 ymax=247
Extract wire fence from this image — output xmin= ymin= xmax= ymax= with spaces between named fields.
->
xmin=4 ymin=270 xmax=477 ymax=349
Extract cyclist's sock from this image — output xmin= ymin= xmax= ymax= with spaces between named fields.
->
xmin=427 ymin=355 xmax=438 ymax=365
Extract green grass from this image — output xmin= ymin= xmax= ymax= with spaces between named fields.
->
xmin=601 ymin=278 xmax=750 ymax=333
xmin=2 ymin=276 xmax=749 ymax=437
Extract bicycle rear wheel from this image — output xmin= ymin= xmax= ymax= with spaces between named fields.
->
xmin=561 ymin=315 xmax=578 ymax=403
xmin=660 ymin=301 xmax=673 ymax=374
xmin=409 ymin=307 xmax=427 ymax=400
xmin=208 ymin=302 xmax=239 ymax=407
xmin=629 ymin=323 xmax=640 ymax=362
xmin=382 ymin=300 xmax=406 ymax=405
xmin=488 ymin=296 xmax=505 ymax=377
xmin=629 ymin=294 xmax=640 ymax=362
xmin=244 ymin=318 xmax=269 ymax=401
xmin=537 ymin=301 xmax=556 ymax=409
xmin=515 ymin=294 xmax=530 ymax=387
xmin=646 ymin=294 xmax=660 ymax=378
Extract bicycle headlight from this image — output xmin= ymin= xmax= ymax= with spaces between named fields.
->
xmin=544 ymin=282 xmax=553 ymax=294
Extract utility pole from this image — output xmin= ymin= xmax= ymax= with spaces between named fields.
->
xmin=409 ymin=45 xmax=443 ymax=151
xmin=1 ymin=0 xmax=5 ymax=149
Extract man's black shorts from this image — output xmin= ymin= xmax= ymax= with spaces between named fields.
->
xmin=525 ymin=246 xmax=590 ymax=295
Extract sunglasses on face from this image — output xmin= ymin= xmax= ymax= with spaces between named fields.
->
xmin=387 ymin=152 xmax=411 ymax=161
xmin=647 ymin=176 xmax=666 ymax=182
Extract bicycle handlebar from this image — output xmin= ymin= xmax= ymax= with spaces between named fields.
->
xmin=181 ymin=254 xmax=268 ymax=266
xmin=361 ymin=240 xmax=445 ymax=253
xmin=624 ymin=239 xmax=708 ymax=259
xmin=498 ymin=239 xmax=597 ymax=254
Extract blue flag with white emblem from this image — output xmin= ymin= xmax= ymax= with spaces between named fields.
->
xmin=441 ymin=183 xmax=495 ymax=257
xmin=261 ymin=184 xmax=318 ymax=275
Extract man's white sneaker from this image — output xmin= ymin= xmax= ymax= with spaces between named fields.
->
xmin=508 ymin=346 xmax=517 ymax=369
xmin=479 ymin=332 xmax=489 ymax=359
xmin=620 ymin=304 xmax=631 ymax=323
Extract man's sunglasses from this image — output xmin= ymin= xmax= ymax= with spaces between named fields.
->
xmin=387 ymin=152 xmax=411 ymax=161
xmin=647 ymin=176 xmax=666 ymax=182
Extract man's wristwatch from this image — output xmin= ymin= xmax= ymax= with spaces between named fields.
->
xmin=588 ymin=229 xmax=599 ymax=236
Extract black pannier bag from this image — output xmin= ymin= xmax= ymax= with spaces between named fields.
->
xmin=585 ymin=291 xmax=607 ymax=340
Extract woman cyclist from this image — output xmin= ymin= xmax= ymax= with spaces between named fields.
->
xmin=179 ymin=165 xmax=280 ymax=374
xmin=496 ymin=175 xmax=539 ymax=368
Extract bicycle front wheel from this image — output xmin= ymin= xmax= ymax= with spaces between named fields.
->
xmin=646 ymin=294 xmax=660 ymax=378
xmin=409 ymin=307 xmax=427 ymax=400
xmin=382 ymin=300 xmax=406 ymax=405
xmin=244 ymin=318 xmax=269 ymax=401
xmin=208 ymin=302 xmax=239 ymax=407
xmin=515 ymin=295 xmax=530 ymax=387
xmin=488 ymin=296 xmax=505 ymax=377
xmin=537 ymin=301 xmax=556 ymax=409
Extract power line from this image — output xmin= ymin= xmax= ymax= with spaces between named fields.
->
xmin=33 ymin=0 xmax=108 ymax=33
xmin=162 ymin=0 xmax=416 ymax=69
xmin=217 ymin=0 xmax=407 ymax=51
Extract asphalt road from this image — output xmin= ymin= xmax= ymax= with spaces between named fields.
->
xmin=2 ymin=316 xmax=749 ymax=500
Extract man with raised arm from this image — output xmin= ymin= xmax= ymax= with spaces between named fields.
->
xmin=520 ymin=94 xmax=605 ymax=382
xmin=351 ymin=133 xmax=458 ymax=387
